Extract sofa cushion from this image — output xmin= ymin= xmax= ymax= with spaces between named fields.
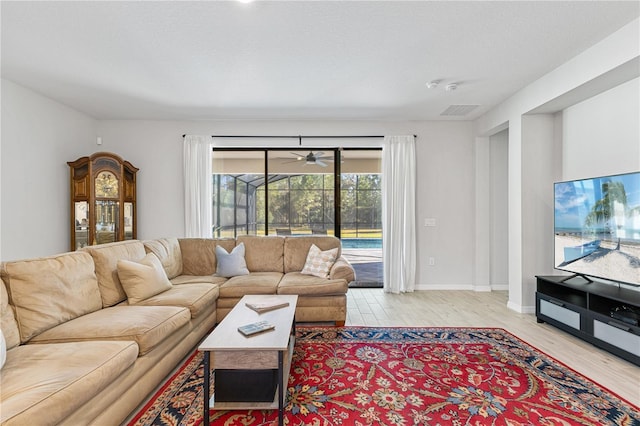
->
xmin=218 ymin=272 xmax=282 ymax=298
xmin=143 ymin=238 xmax=183 ymax=279
xmin=1 ymin=251 xmax=102 ymax=343
xmin=117 ymin=253 xmax=173 ymax=304
xmin=277 ymin=272 xmax=348 ymax=296
xmin=283 ymin=236 xmax=342 ymax=273
xmin=0 ymin=280 xmax=20 ymax=350
xmin=215 ymin=243 xmax=250 ymax=277
xmin=170 ymin=275 xmax=227 ymax=286
xmin=237 ymin=235 xmax=284 ymax=273
xmin=301 ymin=244 xmax=339 ymax=278
xmin=329 ymin=256 xmax=356 ymax=282
xmin=29 ymin=305 xmax=190 ymax=356
xmin=215 ymin=297 xmax=242 ymax=309
xmin=178 ymin=238 xmax=236 ymax=275
xmin=83 ymin=240 xmax=147 ymax=307
xmin=0 ymin=341 xmax=138 ymax=426
xmin=135 ymin=284 xmax=219 ymax=318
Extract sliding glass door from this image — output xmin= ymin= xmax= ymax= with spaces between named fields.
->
xmin=265 ymin=151 xmax=335 ymax=235
xmin=211 ymin=151 xmax=263 ymax=237
xmin=340 ymin=150 xmax=382 ymax=287
xmin=211 ymin=147 xmax=382 ymax=286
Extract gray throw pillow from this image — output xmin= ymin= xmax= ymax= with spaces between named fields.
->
xmin=215 ymin=242 xmax=250 ymax=277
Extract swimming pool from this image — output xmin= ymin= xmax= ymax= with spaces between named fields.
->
xmin=341 ymin=238 xmax=382 ymax=249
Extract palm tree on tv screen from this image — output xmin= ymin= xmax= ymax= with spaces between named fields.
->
xmin=584 ymin=181 xmax=627 ymax=239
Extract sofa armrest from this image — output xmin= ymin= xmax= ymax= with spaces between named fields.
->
xmin=329 ymin=256 xmax=355 ymax=283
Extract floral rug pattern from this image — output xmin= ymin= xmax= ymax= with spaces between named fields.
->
xmin=128 ymin=327 xmax=640 ymax=426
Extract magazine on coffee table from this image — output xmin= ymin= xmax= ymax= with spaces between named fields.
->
xmin=237 ymin=320 xmax=276 ymax=337
xmin=245 ymin=298 xmax=290 ymax=314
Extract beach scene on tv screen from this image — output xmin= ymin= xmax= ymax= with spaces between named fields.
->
xmin=554 ymin=173 xmax=640 ymax=285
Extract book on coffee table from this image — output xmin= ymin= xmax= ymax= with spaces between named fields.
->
xmin=237 ymin=320 xmax=276 ymax=337
xmin=245 ymin=298 xmax=290 ymax=314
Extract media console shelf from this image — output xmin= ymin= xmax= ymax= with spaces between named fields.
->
xmin=536 ymin=275 xmax=640 ymax=366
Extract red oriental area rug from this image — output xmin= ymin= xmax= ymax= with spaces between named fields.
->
xmin=128 ymin=327 xmax=640 ymax=426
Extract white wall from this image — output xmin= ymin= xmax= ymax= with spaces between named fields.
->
xmin=416 ymin=121 xmax=475 ymax=289
xmin=563 ymin=77 xmax=640 ymax=180
xmin=95 ymin=119 xmax=476 ymax=288
xmin=489 ymin=129 xmax=508 ymax=288
xmin=0 ymin=80 xmax=97 ymax=260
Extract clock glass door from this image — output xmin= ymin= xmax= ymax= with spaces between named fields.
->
xmin=74 ymin=201 xmax=89 ymax=249
xmin=95 ymin=171 xmax=119 ymax=244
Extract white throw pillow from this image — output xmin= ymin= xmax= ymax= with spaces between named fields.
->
xmin=0 ymin=329 xmax=6 ymax=370
xmin=301 ymin=244 xmax=339 ymax=278
xmin=215 ymin=242 xmax=250 ymax=278
xmin=117 ymin=253 xmax=173 ymax=304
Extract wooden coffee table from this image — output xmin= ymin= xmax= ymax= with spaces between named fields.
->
xmin=198 ymin=294 xmax=298 ymax=426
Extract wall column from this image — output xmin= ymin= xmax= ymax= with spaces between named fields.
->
xmin=474 ymin=136 xmax=491 ymax=291
xmin=509 ymin=114 xmax=562 ymax=313
xmin=507 ymin=118 xmax=523 ymax=311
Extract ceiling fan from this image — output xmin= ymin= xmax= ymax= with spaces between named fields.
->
xmin=286 ymin=151 xmax=334 ymax=167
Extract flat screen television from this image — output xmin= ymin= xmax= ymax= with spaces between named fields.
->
xmin=554 ymin=171 xmax=640 ymax=287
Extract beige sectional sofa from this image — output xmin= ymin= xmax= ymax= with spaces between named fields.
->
xmin=0 ymin=235 xmax=353 ymax=426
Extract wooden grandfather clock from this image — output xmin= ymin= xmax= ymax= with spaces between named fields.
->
xmin=68 ymin=152 xmax=138 ymax=250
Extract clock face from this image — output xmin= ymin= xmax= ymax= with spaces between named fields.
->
xmin=95 ymin=171 xmax=119 ymax=198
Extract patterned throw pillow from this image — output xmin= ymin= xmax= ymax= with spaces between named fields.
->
xmin=301 ymin=244 xmax=339 ymax=278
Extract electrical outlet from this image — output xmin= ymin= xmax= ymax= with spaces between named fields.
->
xmin=424 ymin=218 xmax=436 ymax=227
xmin=428 ymin=257 xmax=435 ymax=266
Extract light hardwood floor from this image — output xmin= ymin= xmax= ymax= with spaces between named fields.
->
xmin=345 ymin=289 xmax=640 ymax=405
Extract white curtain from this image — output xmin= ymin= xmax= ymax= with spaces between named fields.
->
xmin=183 ymin=135 xmax=213 ymax=238
xmin=382 ymin=135 xmax=416 ymax=293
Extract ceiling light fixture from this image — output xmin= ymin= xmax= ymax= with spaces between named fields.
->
xmin=445 ymin=83 xmax=458 ymax=92
xmin=426 ymin=80 xmax=440 ymax=89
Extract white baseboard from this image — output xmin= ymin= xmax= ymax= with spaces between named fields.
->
xmin=507 ymin=300 xmax=536 ymax=314
xmin=413 ymin=284 xmax=501 ymax=292
xmin=414 ymin=284 xmax=473 ymax=291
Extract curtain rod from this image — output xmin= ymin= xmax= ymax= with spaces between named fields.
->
xmin=181 ymin=134 xmax=417 ymax=139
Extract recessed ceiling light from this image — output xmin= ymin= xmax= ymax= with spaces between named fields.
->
xmin=426 ymin=80 xmax=440 ymax=89
xmin=445 ymin=83 xmax=458 ymax=91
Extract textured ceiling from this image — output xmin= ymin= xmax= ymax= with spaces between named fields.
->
xmin=1 ymin=1 xmax=638 ymax=121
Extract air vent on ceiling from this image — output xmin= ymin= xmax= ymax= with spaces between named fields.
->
xmin=440 ymin=105 xmax=480 ymax=116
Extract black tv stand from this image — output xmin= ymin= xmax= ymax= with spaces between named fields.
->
xmin=536 ymin=275 xmax=640 ymax=366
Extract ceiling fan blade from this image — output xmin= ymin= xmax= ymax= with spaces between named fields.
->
xmin=315 ymin=151 xmax=325 ymax=157
xmin=316 ymin=160 xmax=328 ymax=167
